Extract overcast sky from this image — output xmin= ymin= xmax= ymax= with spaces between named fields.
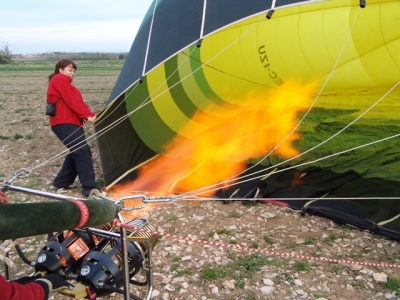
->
xmin=0 ymin=0 xmax=153 ymax=54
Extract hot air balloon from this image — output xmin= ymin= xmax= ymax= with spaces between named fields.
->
xmin=95 ymin=0 xmax=400 ymax=240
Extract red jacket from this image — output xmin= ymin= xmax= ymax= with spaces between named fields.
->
xmin=0 ymin=274 xmax=45 ymax=300
xmin=47 ymin=73 xmax=95 ymax=127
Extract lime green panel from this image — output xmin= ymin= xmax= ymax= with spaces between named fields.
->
xmin=199 ymin=24 xmax=263 ymax=101
xmin=177 ymin=49 xmax=240 ymax=118
xmin=164 ymin=55 xmax=199 ymax=119
xmin=189 ymin=44 xmax=240 ymax=109
xmin=146 ymin=62 xmax=208 ymax=138
xmin=125 ymin=78 xmax=177 ymax=154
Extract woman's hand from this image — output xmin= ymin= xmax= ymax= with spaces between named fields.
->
xmin=87 ymin=115 xmax=96 ymax=123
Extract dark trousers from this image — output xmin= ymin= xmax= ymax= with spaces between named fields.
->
xmin=52 ymin=124 xmax=97 ymax=193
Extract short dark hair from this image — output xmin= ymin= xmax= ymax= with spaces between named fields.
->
xmin=48 ymin=59 xmax=77 ymax=81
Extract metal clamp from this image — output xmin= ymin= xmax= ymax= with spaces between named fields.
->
xmin=3 ymin=168 xmax=31 ymax=187
xmin=2 ymin=169 xmax=31 ymax=192
xmin=91 ymin=192 xmax=175 ymax=211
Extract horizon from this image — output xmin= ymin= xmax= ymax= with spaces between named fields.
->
xmin=0 ymin=1 xmax=153 ymax=54
xmin=12 ymin=50 xmax=130 ymax=56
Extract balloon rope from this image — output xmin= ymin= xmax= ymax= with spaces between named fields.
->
xmin=177 ymin=196 xmax=400 ymax=201
xmin=142 ymin=0 xmax=158 ymax=77
xmin=200 ymin=0 xmax=207 ymax=38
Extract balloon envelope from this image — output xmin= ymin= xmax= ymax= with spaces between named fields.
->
xmin=96 ymin=0 xmax=400 ymax=240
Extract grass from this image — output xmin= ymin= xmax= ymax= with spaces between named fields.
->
xmin=263 ymin=235 xmax=274 ymax=245
xmin=170 ymin=257 xmax=195 ymax=278
xmin=287 ymin=240 xmax=297 ymax=249
xmin=304 ymin=237 xmax=316 ymax=245
xmin=171 ymin=256 xmax=180 ymax=263
xmin=14 ymin=108 xmax=30 ymax=114
xmin=201 ymin=264 xmax=228 ymax=280
xmin=383 ymin=277 xmax=400 ymax=295
xmin=166 ymin=214 xmax=178 ymax=222
xmin=200 ymin=252 xmax=316 ymax=290
xmin=249 ymin=242 xmax=259 ymax=249
xmin=236 ymin=254 xmax=269 ymax=273
xmin=245 ymin=292 xmax=257 ymax=300
xmin=12 ymin=133 xmax=23 ymax=142
xmin=25 ymin=177 xmax=42 ymax=189
xmin=243 ymin=201 xmax=260 ymax=207
xmin=266 ymin=258 xmax=284 ymax=268
xmin=166 ymin=227 xmax=176 ymax=233
xmin=201 ymin=253 xmax=271 ymax=282
xmin=96 ymin=178 xmax=104 ymax=187
xmin=228 ymin=211 xmax=240 ymax=218
xmin=0 ymin=59 xmax=124 ymax=72
xmin=322 ymin=233 xmax=339 ymax=244
xmin=336 ymin=224 xmax=351 ymax=230
xmin=352 ymin=280 xmax=366 ymax=290
xmin=362 ymin=248 xmax=371 ymax=255
xmin=380 ymin=248 xmax=399 ymax=264
xmin=215 ymin=228 xmax=233 ymax=236
xmin=330 ymin=263 xmax=343 ymax=275
xmin=295 ymin=261 xmax=311 ymax=272
xmin=174 ymin=267 xmax=194 ymax=277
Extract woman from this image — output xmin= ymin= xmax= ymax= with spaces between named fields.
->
xmin=47 ymin=59 xmax=98 ymax=197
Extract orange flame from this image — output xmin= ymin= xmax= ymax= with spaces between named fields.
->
xmin=111 ymin=81 xmax=315 ymax=203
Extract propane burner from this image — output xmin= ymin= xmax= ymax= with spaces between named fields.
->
xmin=33 ymin=217 xmax=158 ymax=299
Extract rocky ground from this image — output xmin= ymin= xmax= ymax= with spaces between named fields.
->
xmin=1 ymin=62 xmax=399 ymax=299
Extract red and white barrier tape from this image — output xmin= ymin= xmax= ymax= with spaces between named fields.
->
xmin=110 ymin=219 xmax=400 ymax=269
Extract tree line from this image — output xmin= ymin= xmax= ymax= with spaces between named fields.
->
xmin=1 ymin=42 xmax=128 ymax=63
xmin=0 ymin=42 xmax=12 ymax=63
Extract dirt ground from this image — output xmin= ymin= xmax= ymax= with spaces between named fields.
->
xmin=1 ymin=61 xmax=399 ymax=300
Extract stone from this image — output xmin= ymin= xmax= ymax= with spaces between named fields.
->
xmin=182 ymin=282 xmax=189 ymax=289
xmin=181 ymin=255 xmax=192 ymax=261
xmin=151 ymin=290 xmax=160 ymax=298
xmin=164 ymin=284 xmax=175 ymax=292
xmin=222 ymin=280 xmax=235 ymax=290
xmin=259 ymin=286 xmax=275 ymax=295
xmin=384 ymin=292 xmax=396 ymax=299
xmin=349 ymin=264 xmax=362 ymax=271
xmin=373 ymin=272 xmax=388 ymax=283
xmin=294 ymin=279 xmax=303 ymax=286
xmin=262 ymin=278 xmax=274 ymax=286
